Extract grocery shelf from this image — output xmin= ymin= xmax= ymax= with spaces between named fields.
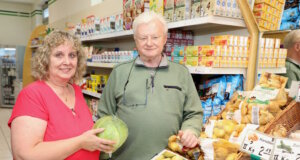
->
xmin=188 ymin=67 xmax=286 ymax=76
xmin=188 ymin=67 xmax=247 ymax=76
xmin=30 ymin=45 xmax=42 ymax=48
xmin=82 ymin=89 xmax=101 ymax=99
xmin=86 ymin=62 xmax=286 ymax=76
xmin=1 ymin=104 xmax=14 ymax=108
xmin=81 ymin=30 xmax=133 ymax=42
xmin=81 ymin=16 xmax=245 ymax=42
xmin=258 ymin=67 xmax=286 ymax=74
xmin=86 ymin=62 xmax=116 ymax=68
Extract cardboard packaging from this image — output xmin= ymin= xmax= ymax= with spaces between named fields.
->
xmin=174 ymin=0 xmax=191 ymax=21
xmin=164 ymin=0 xmax=175 ymax=22
xmin=123 ymin=0 xmax=135 ymax=30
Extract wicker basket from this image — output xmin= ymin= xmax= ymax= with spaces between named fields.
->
xmin=237 ymin=101 xmax=299 ymax=159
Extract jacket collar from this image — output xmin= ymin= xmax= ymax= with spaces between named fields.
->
xmin=135 ymin=54 xmax=169 ymax=68
xmin=287 ymin=57 xmax=300 ymax=67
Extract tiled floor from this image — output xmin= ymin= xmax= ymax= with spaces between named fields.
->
xmin=0 ymin=107 xmax=13 ymax=160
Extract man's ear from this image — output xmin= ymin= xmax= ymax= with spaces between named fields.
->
xmin=294 ymin=42 xmax=300 ymax=52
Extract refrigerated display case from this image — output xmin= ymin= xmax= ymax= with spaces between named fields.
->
xmin=0 ymin=46 xmax=25 ymax=108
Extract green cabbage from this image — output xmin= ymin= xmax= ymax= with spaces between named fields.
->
xmin=93 ymin=115 xmax=128 ymax=152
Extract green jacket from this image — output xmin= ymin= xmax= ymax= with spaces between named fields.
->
xmin=98 ymin=56 xmax=203 ymax=160
xmin=283 ymin=58 xmax=300 ymax=88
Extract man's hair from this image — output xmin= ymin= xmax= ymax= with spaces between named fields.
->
xmin=31 ymin=30 xmax=86 ymax=83
xmin=132 ymin=11 xmax=168 ymax=35
xmin=283 ymin=29 xmax=300 ymax=49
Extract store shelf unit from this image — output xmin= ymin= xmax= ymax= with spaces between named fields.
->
xmin=81 ymin=16 xmax=246 ymax=42
xmin=86 ymin=62 xmax=116 ymax=68
xmin=85 ymin=62 xmax=286 ymax=77
xmin=30 ymin=45 xmax=42 ymax=49
xmin=82 ymin=89 xmax=101 ymax=99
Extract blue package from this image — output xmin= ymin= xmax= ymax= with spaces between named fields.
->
xmin=216 ymin=76 xmax=227 ymax=100
xmin=280 ymin=21 xmax=297 ymax=30
xmin=212 ymin=97 xmax=222 ymax=116
xmin=202 ymin=98 xmax=212 ymax=124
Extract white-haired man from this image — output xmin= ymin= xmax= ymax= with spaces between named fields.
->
xmin=283 ymin=29 xmax=300 ymax=88
xmin=98 ymin=11 xmax=203 ymax=160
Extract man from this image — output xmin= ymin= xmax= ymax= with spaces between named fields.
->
xmin=283 ymin=29 xmax=300 ymax=88
xmin=98 ymin=11 xmax=203 ymax=160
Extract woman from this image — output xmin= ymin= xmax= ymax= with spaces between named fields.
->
xmin=8 ymin=30 xmax=115 ymax=160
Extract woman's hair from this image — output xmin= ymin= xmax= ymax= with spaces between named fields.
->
xmin=132 ymin=11 xmax=168 ymax=35
xmin=31 ymin=30 xmax=86 ymax=83
xmin=283 ymin=29 xmax=300 ymax=49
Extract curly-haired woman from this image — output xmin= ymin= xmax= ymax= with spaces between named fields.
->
xmin=8 ymin=30 xmax=115 ymax=160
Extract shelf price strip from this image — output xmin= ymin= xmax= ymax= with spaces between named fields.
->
xmin=241 ymin=130 xmax=275 ymax=160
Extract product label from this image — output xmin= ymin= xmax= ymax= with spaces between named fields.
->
xmin=272 ymin=138 xmax=300 ymax=160
xmin=250 ymin=86 xmax=279 ymax=102
xmin=241 ymin=130 xmax=275 ymax=160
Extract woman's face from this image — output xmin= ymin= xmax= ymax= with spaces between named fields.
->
xmin=48 ymin=41 xmax=78 ymax=82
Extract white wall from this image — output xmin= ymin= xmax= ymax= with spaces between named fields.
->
xmin=49 ymin=0 xmax=122 ymax=30
xmin=0 ymin=1 xmax=32 ymax=46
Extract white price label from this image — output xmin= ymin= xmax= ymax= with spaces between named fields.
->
xmin=272 ymin=138 xmax=300 ymax=160
xmin=241 ymin=130 xmax=275 ymax=160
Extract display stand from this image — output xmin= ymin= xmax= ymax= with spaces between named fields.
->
xmin=23 ymin=25 xmax=46 ymax=88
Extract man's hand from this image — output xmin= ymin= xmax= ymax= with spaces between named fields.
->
xmin=178 ymin=129 xmax=198 ymax=148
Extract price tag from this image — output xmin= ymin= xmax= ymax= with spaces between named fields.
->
xmin=272 ymin=138 xmax=300 ymax=160
xmin=288 ymin=81 xmax=300 ymax=102
xmin=241 ymin=130 xmax=275 ymax=160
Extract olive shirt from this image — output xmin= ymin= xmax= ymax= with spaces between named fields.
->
xmin=283 ymin=58 xmax=300 ymax=88
xmin=98 ymin=55 xmax=203 ymax=160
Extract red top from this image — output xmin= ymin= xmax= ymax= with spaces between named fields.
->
xmin=8 ymin=81 xmax=100 ymax=160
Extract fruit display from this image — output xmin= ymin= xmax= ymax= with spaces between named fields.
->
xmin=212 ymin=120 xmax=238 ymax=140
xmin=93 ymin=115 xmax=128 ymax=152
xmin=259 ymin=72 xmax=287 ymax=89
xmin=167 ymin=135 xmax=201 ymax=160
xmin=152 ymin=149 xmax=187 ymax=160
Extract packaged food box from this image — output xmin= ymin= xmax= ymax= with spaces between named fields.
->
xmin=164 ymin=0 xmax=175 ymax=22
xmin=123 ymin=0 xmax=135 ymax=30
xmin=150 ymin=0 xmax=164 ymax=15
xmin=191 ymin=0 xmax=202 ymax=18
xmin=174 ymin=0 xmax=191 ymax=21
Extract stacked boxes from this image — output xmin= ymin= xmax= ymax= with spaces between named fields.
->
xmin=174 ymin=0 xmax=191 ymax=21
xmin=164 ymin=29 xmax=194 ymax=56
xmin=258 ymin=38 xmax=287 ymax=68
xmin=123 ymin=0 xmax=135 ymax=30
xmin=164 ymin=0 xmax=175 ymax=22
xmin=253 ymin=0 xmax=285 ymax=30
xmin=150 ymin=0 xmax=164 ymax=15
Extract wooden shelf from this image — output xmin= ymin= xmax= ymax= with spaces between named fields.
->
xmin=82 ymin=89 xmax=101 ymax=99
xmin=81 ymin=16 xmax=245 ymax=42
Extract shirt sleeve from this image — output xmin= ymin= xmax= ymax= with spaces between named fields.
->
xmin=8 ymin=86 xmax=48 ymax=127
xmin=181 ymin=69 xmax=203 ymax=137
xmin=98 ymin=68 xmax=118 ymax=117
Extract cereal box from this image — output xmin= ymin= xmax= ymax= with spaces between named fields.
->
xmin=174 ymin=0 xmax=191 ymax=21
xmin=164 ymin=0 xmax=175 ymax=22
xmin=135 ymin=0 xmax=145 ymax=17
xmin=191 ymin=0 xmax=201 ymax=18
xmin=123 ymin=0 xmax=135 ymax=30
xmin=150 ymin=0 xmax=164 ymax=15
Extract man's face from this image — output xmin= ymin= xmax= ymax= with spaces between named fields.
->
xmin=134 ymin=19 xmax=167 ymax=59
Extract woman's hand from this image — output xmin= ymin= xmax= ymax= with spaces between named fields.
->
xmin=178 ymin=129 xmax=198 ymax=148
xmin=79 ymin=128 xmax=116 ymax=153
